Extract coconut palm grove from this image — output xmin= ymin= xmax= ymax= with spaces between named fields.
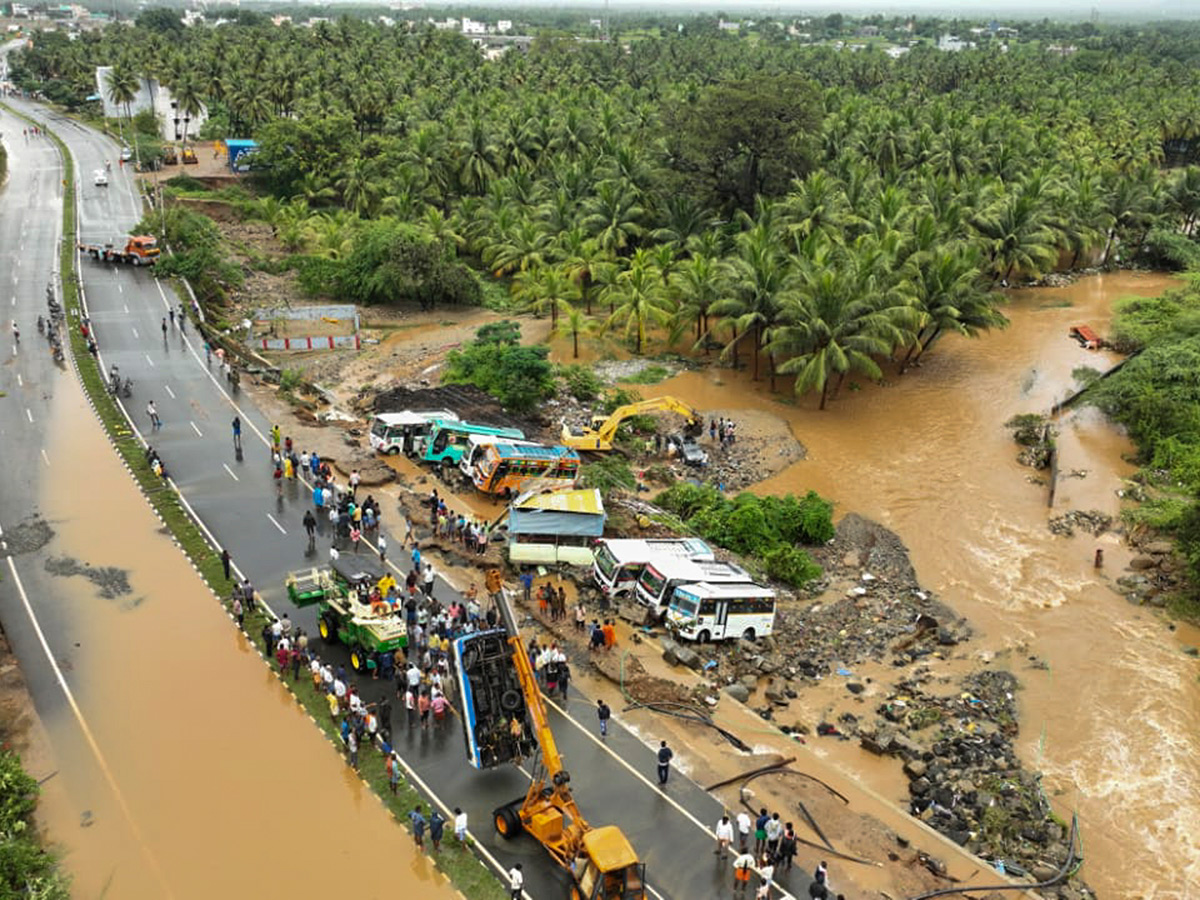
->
xmin=12 ymin=10 xmax=1200 ymax=409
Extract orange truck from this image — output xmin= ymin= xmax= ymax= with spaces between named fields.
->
xmin=77 ymin=236 xmax=161 ymax=266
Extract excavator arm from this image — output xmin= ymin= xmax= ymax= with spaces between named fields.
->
xmin=564 ymin=396 xmax=702 ymax=451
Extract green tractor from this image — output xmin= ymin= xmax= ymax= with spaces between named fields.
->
xmin=285 ymin=555 xmax=407 ymax=673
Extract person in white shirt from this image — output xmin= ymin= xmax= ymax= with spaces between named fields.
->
xmin=758 ymin=855 xmax=774 ymax=888
xmin=507 ymin=863 xmax=523 ymax=899
xmin=732 ymin=850 xmax=756 ymax=896
xmin=736 ymin=810 xmax=753 ymax=851
xmin=714 ymin=814 xmax=735 ymax=858
xmin=454 ymin=807 xmax=468 ymax=843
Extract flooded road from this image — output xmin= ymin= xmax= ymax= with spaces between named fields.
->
xmin=648 ymin=272 xmax=1197 ymax=899
xmin=30 ymin=369 xmax=460 ymax=897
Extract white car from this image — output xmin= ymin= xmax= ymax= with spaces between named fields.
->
xmin=119 ymin=146 xmax=132 ymax=162
xmin=93 ymin=169 xmax=108 ymax=187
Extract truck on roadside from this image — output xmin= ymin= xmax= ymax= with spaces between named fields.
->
xmin=77 ymin=235 xmax=160 ymax=266
xmin=285 ymin=555 xmax=406 ymax=673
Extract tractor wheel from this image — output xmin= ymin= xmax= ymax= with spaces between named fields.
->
xmin=318 ymin=616 xmax=335 ymax=643
xmin=350 ymin=646 xmax=366 ymax=672
xmin=494 ymin=805 xmax=521 ymax=839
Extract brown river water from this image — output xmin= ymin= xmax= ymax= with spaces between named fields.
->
xmin=642 ymin=272 xmax=1199 ymax=899
xmin=29 ymin=371 xmax=459 ymax=897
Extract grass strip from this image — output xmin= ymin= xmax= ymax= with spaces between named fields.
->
xmin=15 ymin=104 xmax=507 ymax=900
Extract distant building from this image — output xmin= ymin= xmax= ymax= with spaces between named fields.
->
xmin=271 ymin=14 xmax=292 ymax=26
xmin=717 ymin=19 xmax=741 ymax=32
xmin=430 ymin=17 xmax=458 ymax=31
xmin=461 ymin=17 xmax=486 ymax=35
xmin=496 ymin=19 xmax=512 ymax=34
xmin=886 ymin=45 xmax=910 ymax=58
xmin=94 ymin=67 xmax=208 ymax=143
xmin=10 ymin=4 xmax=30 ymax=17
xmin=937 ymin=34 xmax=974 ymax=52
xmin=858 ymin=25 xmax=879 ymax=37
xmin=183 ymin=10 xmax=205 ymax=27
xmin=589 ymin=18 xmax=602 ymax=29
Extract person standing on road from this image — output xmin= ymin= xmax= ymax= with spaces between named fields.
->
xmin=271 ymin=424 xmax=281 ymax=450
xmin=714 ymin=814 xmax=735 ymax=859
xmin=732 ymin=849 xmax=756 ymax=896
xmin=377 ymin=533 xmax=387 ymax=563
xmin=303 ymin=510 xmax=317 ymax=546
xmin=596 ymin=699 xmax=611 ymax=738
xmin=507 ymin=863 xmax=523 ymax=900
xmin=737 ymin=810 xmax=753 ymax=852
xmin=220 ymin=548 xmax=232 ymax=581
xmin=161 ymin=317 xmax=168 ymax=339
xmin=349 ymin=469 xmax=361 ymax=498
xmin=231 ymin=416 xmax=241 ymax=451
xmin=656 ymin=740 xmax=674 ymax=785
xmin=168 ymin=307 xmax=175 ymax=328
xmin=423 ymin=562 xmax=435 ymax=598
xmin=146 ymin=401 xmax=161 ymax=430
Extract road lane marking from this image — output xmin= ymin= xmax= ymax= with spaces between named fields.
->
xmin=131 ymin=326 xmax=139 ymax=339
xmin=2 ymin=558 xmax=177 ymax=898
xmin=40 ymin=449 xmax=50 ymax=467
xmin=24 ymin=408 xmax=33 ymax=423
xmin=117 ymin=283 xmax=122 ymax=293
xmin=144 ymin=353 xmax=154 ymax=366
xmin=189 ymin=420 xmax=203 ymax=437
xmin=123 ymin=303 xmax=128 ymax=313
xmin=16 ymin=374 xmax=22 ymax=387
xmin=163 ymin=384 xmax=175 ymax=399
xmin=222 ymin=463 xmax=239 ymax=482
xmin=266 ymin=513 xmax=286 ymax=535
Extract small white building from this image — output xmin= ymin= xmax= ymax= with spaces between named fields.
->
xmin=937 ymin=33 xmax=974 ymax=52
xmin=461 ymin=17 xmax=487 ymax=35
xmin=496 ymin=19 xmax=512 ymax=33
xmin=431 ymin=17 xmax=459 ymax=31
xmin=885 ymin=45 xmax=910 ymax=58
xmin=717 ymin=19 xmax=741 ymax=32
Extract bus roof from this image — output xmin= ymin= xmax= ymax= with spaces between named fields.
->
xmin=489 ymin=443 xmax=580 ymax=461
xmin=645 ymin=558 xmax=751 ymax=581
xmin=598 ymin=538 xmax=714 ymax=564
xmin=373 ymin=410 xmax=459 ymax=426
xmin=673 ymin=581 xmax=775 ymax=600
xmin=430 ymin=419 xmax=525 ymax=439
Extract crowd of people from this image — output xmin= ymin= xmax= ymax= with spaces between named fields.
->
xmin=714 ymin=809 xmax=842 ymax=898
xmin=425 ymin=486 xmax=492 ymax=556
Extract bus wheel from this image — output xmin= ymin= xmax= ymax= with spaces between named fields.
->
xmin=741 ymin=628 xmax=756 ymax=642
xmin=500 ymin=689 xmax=522 ymax=713
xmin=387 ymin=447 xmax=400 ymax=456
xmin=696 ymin=630 xmax=711 ymax=644
xmin=494 ymin=805 xmax=521 ymax=838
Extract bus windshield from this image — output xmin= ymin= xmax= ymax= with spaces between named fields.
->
xmin=670 ymin=593 xmax=699 ymax=616
xmin=594 ymin=545 xmax=617 ymax=579
xmin=640 ymin=566 xmax=667 ymax=598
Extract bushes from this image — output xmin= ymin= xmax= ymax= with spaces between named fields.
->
xmin=655 ymin=482 xmax=832 ymax=587
xmin=443 ymin=322 xmax=555 ymax=414
xmin=559 ymin=364 xmax=603 ymax=401
xmin=337 ymin=220 xmax=480 ymax=309
xmin=0 ymin=750 xmax=70 ymax=898
xmin=579 ymin=456 xmax=638 ymax=497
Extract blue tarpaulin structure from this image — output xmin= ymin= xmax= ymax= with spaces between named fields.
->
xmin=507 ymin=489 xmax=605 ymax=565
xmin=224 ymin=138 xmax=258 ymax=172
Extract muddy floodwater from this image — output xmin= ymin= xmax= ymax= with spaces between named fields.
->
xmin=32 ymin=375 xmax=459 ymax=897
xmin=648 ymin=272 xmax=1197 ymax=899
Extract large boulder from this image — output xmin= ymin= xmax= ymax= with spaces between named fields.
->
xmin=724 ymin=683 xmax=751 ymax=703
xmin=674 ymin=643 xmax=703 ymax=671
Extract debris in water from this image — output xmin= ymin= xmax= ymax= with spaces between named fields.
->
xmin=4 ymin=516 xmax=54 ymax=554
xmin=44 ymin=556 xmax=133 ymax=600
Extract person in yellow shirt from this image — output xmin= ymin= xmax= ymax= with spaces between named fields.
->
xmin=284 ymin=456 xmax=294 ymax=479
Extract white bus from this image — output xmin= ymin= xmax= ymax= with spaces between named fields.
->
xmin=369 ymin=410 xmax=459 ymax=456
xmin=591 ymin=538 xmax=715 ymax=599
xmin=666 ymin=582 xmax=777 ymax=643
xmin=635 ymin=558 xmax=752 ymax=611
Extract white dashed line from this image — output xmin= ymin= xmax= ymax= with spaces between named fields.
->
xmin=163 ymin=384 xmax=175 ymax=399
xmin=132 ymin=327 xmax=139 ymax=339
xmin=16 ymin=374 xmax=22 ymax=387
xmin=144 ymin=353 xmax=154 ymax=366
xmin=222 ymin=463 xmax=239 ymax=482
xmin=24 ymin=408 xmax=33 ymax=423
xmin=123 ymin=303 xmax=128 ymax=313
xmin=40 ymin=449 xmax=50 ymax=467
xmin=189 ymin=420 xmax=203 ymax=437
xmin=266 ymin=514 xmax=286 ymax=535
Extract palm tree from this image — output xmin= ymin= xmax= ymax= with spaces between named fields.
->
xmin=969 ymin=191 xmax=1059 ymax=283
xmin=483 ymin=218 xmax=555 ymax=277
xmin=900 ymin=244 xmax=1007 ymax=372
xmin=671 ymin=253 xmax=727 ymax=349
xmin=582 ymin=180 xmax=645 ymax=256
xmin=512 ymin=266 xmax=577 ymax=327
xmin=292 ymin=172 xmax=336 ymax=208
xmin=105 ymin=63 xmax=139 ymax=149
xmin=601 ymin=253 xmax=674 ymax=355
xmin=172 ymin=74 xmax=205 ymax=157
xmin=708 ymin=223 xmax=790 ymax=382
xmin=558 ymin=229 xmax=615 ymax=316
xmin=766 ymin=252 xmax=915 ymax=410
xmin=552 ymin=300 xmax=596 ymax=359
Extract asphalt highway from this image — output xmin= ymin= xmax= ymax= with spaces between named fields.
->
xmin=0 ymin=91 xmax=812 ymax=900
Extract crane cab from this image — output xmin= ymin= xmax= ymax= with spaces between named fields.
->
xmin=572 ymin=827 xmax=646 ymax=900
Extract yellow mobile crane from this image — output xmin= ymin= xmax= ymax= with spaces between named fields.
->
xmin=560 ymin=396 xmax=703 ymax=452
xmin=489 ymin=593 xmax=647 ymax=900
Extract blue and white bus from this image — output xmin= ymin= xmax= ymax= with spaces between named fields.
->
xmin=451 ymin=629 xmax=532 ymax=770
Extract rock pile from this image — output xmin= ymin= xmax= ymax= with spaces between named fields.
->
xmin=1047 ymin=509 xmax=1112 ymax=537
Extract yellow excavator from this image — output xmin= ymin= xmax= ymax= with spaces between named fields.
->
xmin=489 ymin=593 xmax=647 ymax=900
xmin=561 ymin=396 xmax=703 ymax=452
